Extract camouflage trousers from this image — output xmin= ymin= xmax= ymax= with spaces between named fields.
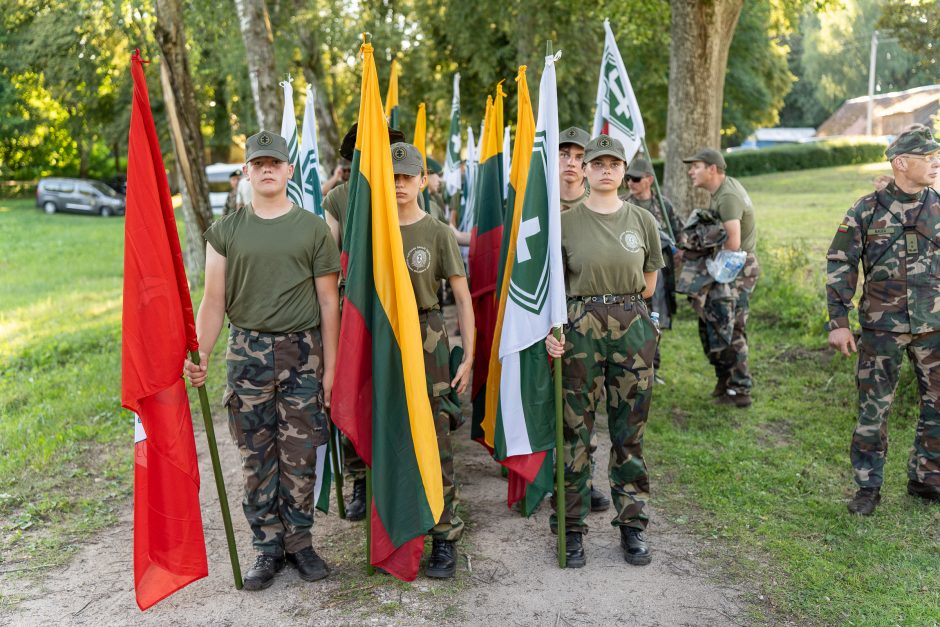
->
xmin=550 ymin=297 xmax=659 ymax=533
xmin=422 ymin=309 xmax=464 ymax=542
xmin=223 ymin=325 xmax=329 ymax=555
xmin=852 ymin=328 xmax=940 ymax=488
xmin=694 ymin=253 xmax=759 ymax=394
xmin=341 ymin=435 xmax=366 ymax=482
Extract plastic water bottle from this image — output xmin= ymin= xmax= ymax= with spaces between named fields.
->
xmin=650 ymin=311 xmax=660 ymax=330
xmin=706 ymin=249 xmax=747 ymax=283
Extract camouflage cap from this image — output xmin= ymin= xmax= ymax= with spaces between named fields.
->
xmin=626 ymin=158 xmax=654 ymax=178
xmin=245 ymin=130 xmax=289 ymax=162
xmin=886 ymin=127 xmax=940 ymax=159
xmin=426 ymin=156 xmax=443 ymax=175
xmin=390 ymin=142 xmax=425 ymax=176
xmin=681 ymin=148 xmax=726 ymax=170
xmin=560 ymin=126 xmax=591 ymax=149
xmin=584 ymin=134 xmax=626 ymax=163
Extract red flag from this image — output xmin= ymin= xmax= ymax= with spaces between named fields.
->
xmin=122 ymin=50 xmax=207 ymax=611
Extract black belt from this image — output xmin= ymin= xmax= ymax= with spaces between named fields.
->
xmin=228 ymin=324 xmax=319 ymax=339
xmin=576 ymin=293 xmax=643 ymax=305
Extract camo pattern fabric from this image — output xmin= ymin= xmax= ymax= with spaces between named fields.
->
xmin=223 ymin=325 xmax=328 ymax=555
xmin=852 ymin=328 xmax=940 ymax=488
xmin=550 ymin=298 xmax=659 ymax=534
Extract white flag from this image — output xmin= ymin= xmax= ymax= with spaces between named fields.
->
xmin=592 ymin=19 xmax=646 ymax=163
xmin=460 ymin=124 xmax=478 ymax=233
xmin=444 ymin=73 xmax=462 ymax=197
xmin=502 ymin=125 xmax=511 ymax=201
xmin=279 ymin=77 xmax=305 ymax=209
xmin=299 ymin=85 xmax=324 ymax=216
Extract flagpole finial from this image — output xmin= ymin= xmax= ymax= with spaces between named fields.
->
xmin=545 ymin=40 xmax=553 ymax=57
xmin=361 ymin=32 xmax=372 ymax=44
xmin=516 ymin=66 xmax=527 ymax=82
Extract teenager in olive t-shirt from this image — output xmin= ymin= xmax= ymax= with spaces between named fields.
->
xmin=545 ymin=135 xmax=663 ymax=570
xmin=391 ymin=142 xmax=474 ymax=580
xmin=184 ymin=131 xmax=340 ymax=591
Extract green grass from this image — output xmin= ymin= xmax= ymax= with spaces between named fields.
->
xmin=3 ymin=162 xmax=939 ymax=623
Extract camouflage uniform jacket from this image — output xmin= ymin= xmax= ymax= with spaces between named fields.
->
xmin=827 ymin=183 xmax=940 ymax=334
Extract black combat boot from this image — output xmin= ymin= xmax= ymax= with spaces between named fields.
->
xmin=565 ymin=531 xmax=585 ymax=568
xmin=847 ymin=486 xmax=881 ymax=515
xmin=620 ymin=527 xmax=652 ymax=565
xmin=907 ymin=480 xmax=940 ymax=502
xmin=287 ymin=546 xmax=330 ymax=582
xmin=346 ymin=478 xmax=367 ymax=521
xmin=243 ymin=553 xmax=286 ymax=591
xmin=716 ymin=389 xmax=752 ymax=408
xmin=425 ymin=539 xmax=457 ymax=578
xmin=590 ymin=487 xmax=611 ymax=512
xmin=711 ymin=375 xmax=730 ymax=398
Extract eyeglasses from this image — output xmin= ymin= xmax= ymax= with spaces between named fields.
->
xmin=903 ymin=154 xmax=940 ymax=164
xmin=627 ymin=176 xmax=645 ymax=183
xmin=588 ymin=160 xmax=624 ymax=172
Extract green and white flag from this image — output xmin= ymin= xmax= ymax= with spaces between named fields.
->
xmin=299 ymin=84 xmax=324 ymax=217
xmin=279 ymin=76 xmax=305 ymax=209
xmin=444 ymin=73 xmax=462 ymax=198
xmin=592 ymin=19 xmax=645 ymax=163
xmin=312 ymin=427 xmax=342 ymax=513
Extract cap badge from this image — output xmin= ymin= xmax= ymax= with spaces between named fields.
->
xmin=567 ymin=129 xmax=576 ymax=137
xmin=259 ymin=133 xmax=272 ymax=146
xmin=599 ymin=137 xmax=611 ymax=148
xmin=393 ymin=146 xmax=407 ymax=161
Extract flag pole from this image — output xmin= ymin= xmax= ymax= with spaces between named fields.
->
xmin=546 ymin=37 xmax=566 ymax=570
xmin=329 ymin=420 xmax=346 ymax=518
xmin=640 ymin=137 xmax=675 ymax=242
xmin=189 ymin=351 xmax=243 ymax=589
xmin=365 ymin=466 xmax=375 ymax=575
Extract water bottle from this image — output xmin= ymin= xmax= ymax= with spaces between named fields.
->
xmin=650 ymin=311 xmax=660 ymax=330
xmin=706 ymin=249 xmax=747 ymax=283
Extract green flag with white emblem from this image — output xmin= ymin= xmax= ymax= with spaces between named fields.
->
xmin=592 ymin=19 xmax=645 ymax=163
xmin=279 ymin=77 xmax=305 ymax=209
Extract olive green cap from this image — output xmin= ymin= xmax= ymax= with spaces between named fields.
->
xmin=426 ymin=156 xmax=443 ymax=175
xmin=681 ymin=148 xmax=726 ymax=170
xmin=560 ymin=126 xmax=591 ymax=149
xmin=886 ymin=127 xmax=940 ymax=159
xmin=626 ymin=158 xmax=654 ymax=178
xmin=584 ymin=134 xmax=626 ymax=162
xmin=245 ymin=130 xmax=289 ymax=162
xmin=390 ymin=142 xmax=425 ymax=176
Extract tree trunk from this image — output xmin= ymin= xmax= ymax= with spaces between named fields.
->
xmin=210 ymin=76 xmax=232 ymax=163
xmin=294 ymin=22 xmax=340 ymax=172
xmin=153 ymin=0 xmax=214 ymax=286
xmin=663 ymin=0 xmax=744 ymax=217
xmin=233 ymin=0 xmax=280 ymax=132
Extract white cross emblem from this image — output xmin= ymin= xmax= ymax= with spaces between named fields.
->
xmin=516 ymin=217 xmax=541 ymax=263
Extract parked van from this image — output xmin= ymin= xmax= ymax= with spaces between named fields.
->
xmin=36 ymin=178 xmax=126 ymax=217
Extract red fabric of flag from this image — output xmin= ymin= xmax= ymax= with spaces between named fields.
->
xmin=122 ymin=50 xmax=207 ymax=611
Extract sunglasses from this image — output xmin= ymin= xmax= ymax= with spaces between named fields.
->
xmin=627 ymin=176 xmax=644 ymax=183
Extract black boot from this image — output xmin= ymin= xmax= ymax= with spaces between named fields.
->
xmin=287 ymin=546 xmax=330 ymax=581
xmin=565 ymin=531 xmax=585 ymax=568
xmin=243 ymin=553 xmax=286 ymax=591
xmin=847 ymin=486 xmax=881 ymax=515
xmin=425 ymin=539 xmax=457 ymax=578
xmin=620 ymin=527 xmax=652 ymax=565
xmin=590 ymin=487 xmax=611 ymax=512
xmin=908 ymin=480 xmax=940 ymax=502
xmin=346 ymin=478 xmax=367 ymax=521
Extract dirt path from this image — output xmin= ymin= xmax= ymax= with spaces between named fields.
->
xmin=1 ymin=310 xmax=746 ymax=625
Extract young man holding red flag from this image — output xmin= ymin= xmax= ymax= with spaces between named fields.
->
xmin=391 ymin=141 xmax=475 ymax=578
xmin=184 ymin=130 xmax=341 ymax=591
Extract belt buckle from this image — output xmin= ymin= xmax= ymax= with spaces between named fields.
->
xmin=602 ymin=293 xmax=617 ymax=304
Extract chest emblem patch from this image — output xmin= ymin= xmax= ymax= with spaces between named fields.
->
xmin=407 ymin=246 xmax=431 ymax=273
xmin=619 ymin=230 xmax=642 ymax=253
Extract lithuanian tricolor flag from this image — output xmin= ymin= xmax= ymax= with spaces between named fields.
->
xmin=469 ymin=81 xmax=506 ymax=444
xmin=332 ymin=41 xmax=443 ymax=582
xmin=385 ymin=58 xmax=400 ymax=129
xmin=413 ymin=102 xmax=431 ymax=210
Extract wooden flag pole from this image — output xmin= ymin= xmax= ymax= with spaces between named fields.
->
xmin=328 ymin=420 xmax=346 ymax=519
xmin=553 ymin=327 xmax=566 ymax=569
xmin=640 ymin=136 xmax=675 ymax=243
xmin=189 ymin=351 xmax=243 ymax=589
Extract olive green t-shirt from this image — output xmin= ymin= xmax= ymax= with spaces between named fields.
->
xmin=400 ymin=213 xmax=466 ymax=310
xmin=561 ymin=202 xmax=664 ymax=296
xmin=204 ymin=203 xmax=340 ymax=333
xmin=560 ymin=187 xmax=588 ymax=212
xmin=323 ymin=181 xmax=350 ymax=243
xmin=710 ymin=176 xmax=757 ymax=253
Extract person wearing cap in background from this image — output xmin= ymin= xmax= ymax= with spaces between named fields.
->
xmin=826 ymin=127 xmax=940 ymax=516
xmin=545 ymin=134 xmax=663 ymax=569
xmin=184 ymin=130 xmax=341 ymax=590
xmin=559 ymin=126 xmax=590 ymax=211
xmin=323 ymin=122 xmax=405 ymax=522
xmin=390 ymin=142 xmax=475 ymax=578
xmin=624 ymin=157 xmax=682 ymax=381
xmin=322 ymin=158 xmax=352 ymax=197
xmin=685 ymin=147 xmax=759 ymax=408
xmin=426 ymin=156 xmax=448 ymax=223
xmin=223 ymin=169 xmax=243 ymax=216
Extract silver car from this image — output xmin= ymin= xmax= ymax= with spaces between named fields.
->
xmin=36 ymin=178 xmax=126 ymax=217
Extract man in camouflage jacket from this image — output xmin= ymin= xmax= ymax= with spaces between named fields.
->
xmin=826 ymin=127 xmax=940 ymax=515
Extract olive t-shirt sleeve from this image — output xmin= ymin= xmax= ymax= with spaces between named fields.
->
xmin=717 ymin=189 xmax=746 ymax=223
xmin=322 ymin=188 xmax=340 ymax=222
xmin=204 ymin=216 xmax=231 ymax=256
xmin=437 ymin=227 xmax=466 ymax=281
xmin=642 ymin=213 xmax=665 ymax=273
xmin=310 ymin=221 xmax=341 ymax=277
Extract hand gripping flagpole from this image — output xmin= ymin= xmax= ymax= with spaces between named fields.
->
xmin=546 ymin=39 xmax=566 ymax=570
xmin=189 ymin=351 xmax=243 ymax=589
